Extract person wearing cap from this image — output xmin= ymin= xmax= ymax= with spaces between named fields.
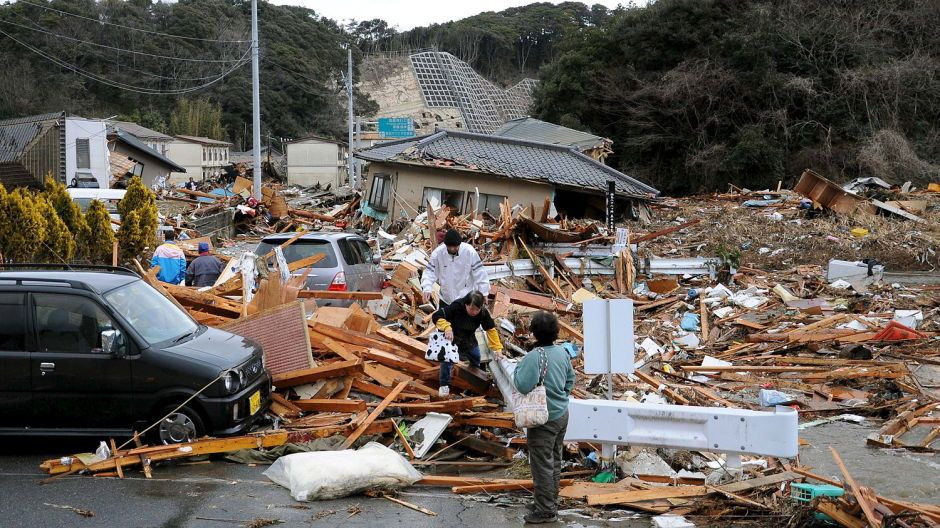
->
xmin=421 ymin=229 xmax=490 ymax=307
xmin=185 ymin=242 xmax=224 ymax=287
xmin=150 ymin=230 xmax=187 ymax=285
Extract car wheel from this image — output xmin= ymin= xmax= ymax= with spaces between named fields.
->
xmin=155 ymin=404 xmax=205 ymax=445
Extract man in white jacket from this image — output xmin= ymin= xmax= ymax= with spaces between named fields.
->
xmin=421 ymin=229 xmax=490 ymax=306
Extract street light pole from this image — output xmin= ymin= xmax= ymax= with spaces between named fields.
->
xmin=251 ymin=0 xmax=262 ymax=200
xmin=346 ymin=47 xmax=356 ymax=189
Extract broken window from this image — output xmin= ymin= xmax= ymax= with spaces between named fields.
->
xmin=76 ymin=138 xmax=90 ymax=169
xmin=369 ymin=173 xmax=391 ymax=212
xmin=422 ymin=187 xmax=464 ymax=213
xmin=467 ymin=192 xmax=506 ymax=218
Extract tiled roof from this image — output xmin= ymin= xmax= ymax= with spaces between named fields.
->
xmin=175 ymin=135 xmax=232 ymax=146
xmin=494 ymin=117 xmax=609 ymax=151
xmin=112 ymin=130 xmax=186 ymax=172
xmin=355 ymin=129 xmax=658 ymax=197
xmin=0 ymin=112 xmax=64 ymax=163
xmin=107 ymin=120 xmax=173 ymax=141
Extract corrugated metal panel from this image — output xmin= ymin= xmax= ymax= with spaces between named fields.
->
xmin=220 ymin=301 xmax=314 ymax=376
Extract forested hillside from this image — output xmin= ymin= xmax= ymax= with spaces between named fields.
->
xmin=1 ymin=0 xmax=936 ymax=192
xmin=0 ymin=0 xmax=376 ymax=149
xmin=535 ymin=0 xmax=940 ymax=193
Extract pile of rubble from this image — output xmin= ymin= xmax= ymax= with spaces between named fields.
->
xmin=40 ymin=172 xmax=940 ymax=527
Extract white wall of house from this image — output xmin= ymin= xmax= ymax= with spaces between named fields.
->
xmin=287 ymin=139 xmax=346 ymax=187
xmin=65 ymin=118 xmax=109 ymax=188
xmin=166 ymin=141 xmax=203 ymax=184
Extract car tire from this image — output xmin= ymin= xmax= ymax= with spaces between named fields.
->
xmin=154 ymin=404 xmax=206 ymax=445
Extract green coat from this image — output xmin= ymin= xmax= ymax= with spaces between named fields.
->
xmin=512 ymin=344 xmax=575 ymax=422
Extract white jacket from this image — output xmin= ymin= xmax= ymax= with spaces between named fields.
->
xmin=421 ymin=242 xmax=490 ymax=304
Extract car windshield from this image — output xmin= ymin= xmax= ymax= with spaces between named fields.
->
xmin=103 ymin=280 xmax=198 ymax=345
xmin=255 ymin=239 xmax=338 ymax=268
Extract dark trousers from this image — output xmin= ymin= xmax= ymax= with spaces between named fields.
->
xmin=527 ymin=411 xmax=569 ymax=515
xmin=439 ymin=344 xmax=480 ymax=387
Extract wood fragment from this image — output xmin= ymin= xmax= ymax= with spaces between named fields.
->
xmin=830 ymin=447 xmax=879 ymax=528
xmin=340 ymin=381 xmax=408 ymax=449
xmin=383 ymin=494 xmax=437 ymax=516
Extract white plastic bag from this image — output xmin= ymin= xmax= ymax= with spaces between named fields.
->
xmin=263 ymin=442 xmax=422 ymax=501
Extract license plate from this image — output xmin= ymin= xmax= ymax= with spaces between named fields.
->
xmin=249 ymin=390 xmax=261 ymax=415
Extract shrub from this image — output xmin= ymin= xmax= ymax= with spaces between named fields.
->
xmin=117 ymin=176 xmax=158 ymax=261
xmin=0 ymin=187 xmax=47 ymax=262
xmin=82 ymin=199 xmax=116 ymax=264
xmin=35 ymin=195 xmax=75 ymax=262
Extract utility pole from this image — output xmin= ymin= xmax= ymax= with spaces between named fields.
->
xmin=346 ymin=47 xmax=356 ymax=189
xmin=251 ymin=0 xmax=262 ymax=200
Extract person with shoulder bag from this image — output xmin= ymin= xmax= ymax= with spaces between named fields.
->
xmin=509 ymin=311 xmax=575 ymax=524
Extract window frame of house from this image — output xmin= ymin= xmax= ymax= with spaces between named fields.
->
xmin=369 ymin=173 xmax=391 ymax=212
xmin=422 ymin=187 xmax=465 ymax=213
xmin=76 ymin=138 xmax=90 ymax=169
xmin=466 ymin=192 xmax=506 ymax=218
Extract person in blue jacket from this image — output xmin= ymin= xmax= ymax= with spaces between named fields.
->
xmin=150 ymin=230 xmax=186 ymax=284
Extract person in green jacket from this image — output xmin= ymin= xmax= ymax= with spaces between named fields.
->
xmin=510 ymin=311 xmax=575 ymax=524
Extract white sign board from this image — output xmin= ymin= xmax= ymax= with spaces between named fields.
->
xmin=583 ymin=299 xmax=635 ymax=374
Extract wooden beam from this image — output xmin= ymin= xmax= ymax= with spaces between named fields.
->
xmin=340 ymin=380 xmax=408 ymax=449
xmin=293 ymin=399 xmax=367 ymax=413
xmin=360 ymin=348 xmax=430 ymax=376
xmin=632 ymin=218 xmax=701 ymax=243
xmin=831 ymin=447 xmax=879 ymax=528
xmin=391 ymin=419 xmax=417 ymax=459
xmin=517 ymin=236 xmax=565 ymax=298
xmin=287 ymin=253 xmax=326 ymax=273
xmin=272 ymin=360 xmax=364 ymax=388
xmin=679 ymin=365 xmax=826 ymax=373
xmin=488 ymin=285 xmax=572 ymax=313
xmin=350 ymin=378 xmax=428 ymax=401
xmin=454 ymin=433 xmax=516 ymax=460
xmin=452 ymin=480 xmax=574 ymax=494
xmin=586 ymin=485 xmax=708 ymax=506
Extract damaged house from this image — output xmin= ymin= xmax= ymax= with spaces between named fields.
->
xmin=494 ymin=117 xmax=613 ymax=164
xmin=356 ymin=129 xmax=658 ymax=221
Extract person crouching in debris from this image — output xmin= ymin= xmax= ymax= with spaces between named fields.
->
xmin=511 ymin=311 xmax=574 ymax=524
xmin=430 ymin=290 xmax=503 ymax=397
xmin=150 ymin=230 xmax=186 ymax=285
xmin=186 ymin=242 xmax=224 ymax=287
xmin=421 ymin=229 xmax=490 ymax=308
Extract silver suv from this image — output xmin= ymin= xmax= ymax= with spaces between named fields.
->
xmin=255 ymin=232 xmax=385 ymax=306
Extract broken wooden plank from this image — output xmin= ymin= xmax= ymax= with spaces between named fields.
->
xmin=454 ymin=433 xmax=516 ymax=460
xmin=297 ymin=290 xmax=383 ymax=300
xmin=830 ymin=447 xmax=879 ymax=528
xmin=292 ymin=399 xmax=367 ymax=413
xmin=587 ymin=485 xmax=708 ymax=506
xmin=340 ymin=380 xmax=409 ymax=449
xmin=272 ymin=360 xmax=364 ymax=388
xmin=452 ymin=479 xmax=574 ymax=494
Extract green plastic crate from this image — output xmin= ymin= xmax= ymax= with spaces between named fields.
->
xmin=791 ymin=483 xmax=844 ymax=522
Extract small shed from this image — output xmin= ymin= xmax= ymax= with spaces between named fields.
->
xmin=286 ymin=135 xmax=347 ymax=188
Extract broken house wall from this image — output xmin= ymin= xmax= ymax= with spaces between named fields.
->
xmin=363 ymin=161 xmax=553 ymax=219
xmin=109 ymin=141 xmax=173 ymax=189
xmin=64 ymin=118 xmax=110 ymax=189
xmin=286 ymin=140 xmax=346 ymax=188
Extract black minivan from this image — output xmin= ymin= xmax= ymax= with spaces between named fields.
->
xmin=0 ymin=266 xmax=271 ymax=443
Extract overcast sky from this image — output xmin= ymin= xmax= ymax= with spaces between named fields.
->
xmin=268 ymin=1 xmax=632 ymax=31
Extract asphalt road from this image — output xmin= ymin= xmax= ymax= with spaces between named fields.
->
xmin=0 ymin=437 xmax=644 ymax=528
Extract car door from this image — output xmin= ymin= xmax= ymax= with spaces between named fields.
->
xmin=29 ymin=292 xmax=134 ymax=430
xmin=0 ymin=292 xmax=31 ymax=428
xmin=352 ymin=238 xmax=384 ymax=291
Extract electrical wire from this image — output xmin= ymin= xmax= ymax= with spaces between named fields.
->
xmin=7 ymin=14 xmax=250 ymax=82
xmin=16 ymin=0 xmax=249 ymax=43
xmin=0 ymin=18 xmax=248 ymax=63
xmin=0 ymin=28 xmax=250 ymax=95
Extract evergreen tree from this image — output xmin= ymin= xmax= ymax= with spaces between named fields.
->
xmin=82 ymin=199 xmax=116 ymax=264
xmin=117 ymin=176 xmax=158 ymax=261
xmin=0 ymin=187 xmax=46 ymax=262
xmin=35 ymin=195 xmax=76 ymax=263
xmin=43 ymin=178 xmax=88 ymax=241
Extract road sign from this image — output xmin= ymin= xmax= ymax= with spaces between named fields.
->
xmin=378 ymin=117 xmax=415 ymax=139
xmin=583 ymin=299 xmax=634 ymax=375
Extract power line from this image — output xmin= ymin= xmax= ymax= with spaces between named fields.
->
xmin=0 ymin=28 xmax=250 ymax=95
xmin=0 ymin=18 xmax=248 ymax=63
xmin=7 ymin=15 xmax=253 ymax=82
xmin=16 ymin=0 xmax=249 ymax=43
